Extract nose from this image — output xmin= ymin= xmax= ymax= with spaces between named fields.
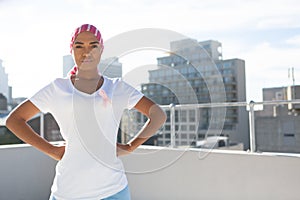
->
xmin=82 ymin=48 xmax=92 ymax=57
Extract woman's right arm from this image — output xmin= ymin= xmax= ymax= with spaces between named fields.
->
xmin=5 ymin=100 xmax=65 ymax=161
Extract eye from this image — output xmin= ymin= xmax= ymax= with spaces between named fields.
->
xmin=91 ymin=45 xmax=99 ymax=48
xmin=75 ymin=45 xmax=83 ymax=49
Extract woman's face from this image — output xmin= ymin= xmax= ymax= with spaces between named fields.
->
xmin=72 ymin=31 xmax=103 ymax=70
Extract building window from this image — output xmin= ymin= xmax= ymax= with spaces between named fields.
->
xmin=181 ymin=141 xmax=188 ymax=145
xmin=223 ymin=69 xmax=232 ymax=75
xmin=188 ymin=67 xmax=196 ymax=73
xmin=180 ymin=67 xmax=188 ymax=74
xmin=166 ymin=111 xmax=170 ymax=123
xmin=181 ymin=125 xmax=187 ymax=131
xmin=223 ymin=124 xmax=233 ymax=130
xmin=181 ymin=133 xmax=187 ymax=139
xmin=194 ymin=80 xmax=201 ymax=85
xmin=223 ymin=62 xmax=231 ymax=68
xmin=162 ymin=90 xmax=169 ymax=96
xmin=198 ymin=134 xmax=205 ymax=139
xmin=165 ymin=125 xmax=170 ymax=131
xmin=189 ymin=133 xmax=197 ymax=141
xmin=189 ymin=110 xmax=196 ymax=122
xmin=189 ymin=125 xmax=196 ymax=131
xmin=283 ymin=133 xmax=296 ymax=146
xmin=180 ymin=110 xmax=187 ymax=122
xmin=223 ymin=77 xmax=232 ymax=83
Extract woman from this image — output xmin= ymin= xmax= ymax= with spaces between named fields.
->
xmin=6 ymin=24 xmax=166 ymax=200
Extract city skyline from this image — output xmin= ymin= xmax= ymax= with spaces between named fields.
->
xmin=0 ymin=0 xmax=299 ymax=101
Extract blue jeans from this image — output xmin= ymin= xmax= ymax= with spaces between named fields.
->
xmin=49 ymin=185 xmax=131 ymax=200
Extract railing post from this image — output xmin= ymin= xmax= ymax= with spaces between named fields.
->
xmin=249 ymin=101 xmax=256 ymax=152
xmin=170 ymin=103 xmax=176 ymax=148
xmin=40 ymin=113 xmax=44 ymax=138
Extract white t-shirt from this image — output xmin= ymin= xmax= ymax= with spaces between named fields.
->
xmin=29 ymin=76 xmax=144 ymax=200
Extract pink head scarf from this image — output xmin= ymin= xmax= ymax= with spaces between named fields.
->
xmin=68 ymin=24 xmax=103 ymax=76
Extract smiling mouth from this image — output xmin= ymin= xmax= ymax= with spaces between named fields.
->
xmin=82 ymin=59 xmax=93 ymax=63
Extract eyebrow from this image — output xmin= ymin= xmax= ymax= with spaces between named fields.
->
xmin=90 ymin=41 xmax=99 ymax=45
xmin=74 ymin=41 xmax=99 ymax=45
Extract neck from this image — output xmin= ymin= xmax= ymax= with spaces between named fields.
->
xmin=75 ymin=68 xmax=100 ymax=80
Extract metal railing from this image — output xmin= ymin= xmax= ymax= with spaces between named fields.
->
xmin=124 ymin=99 xmax=300 ymax=153
xmin=160 ymin=101 xmax=248 ymax=149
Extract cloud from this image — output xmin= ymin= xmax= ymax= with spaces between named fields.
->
xmin=242 ymin=42 xmax=300 ymax=70
xmin=237 ymin=41 xmax=300 ymax=100
xmin=286 ymin=35 xmax=300 ymax=46
xmin=256 ymin=16 xmax=300 ymax=30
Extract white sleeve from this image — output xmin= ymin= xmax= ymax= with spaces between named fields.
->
xmin=119 ymin=80 xmax=144 ymax=110
xmin=29 ymin=82 xmax=54 ymax=113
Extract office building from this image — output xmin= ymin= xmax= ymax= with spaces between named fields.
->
xmin=0 ymin=59 xmax=9 ymax=101
xmin=0 ymin=93 xmax=7 ymax=111
xmin=255 ymin=85 xmax=300 ymax=153
xmin=98 ymin=57 xmax=122 ymax=78
xmin=128 ymin=39 xmax=249 ymax=149
xmin=62 ymin=55 xmax=75 ymax=77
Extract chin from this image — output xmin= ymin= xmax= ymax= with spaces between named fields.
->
xmin=78 ymin=63 xmax=98 ymax=70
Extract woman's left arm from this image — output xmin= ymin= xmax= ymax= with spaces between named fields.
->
xmin=117 ymin=96 xmax=167 ymax=156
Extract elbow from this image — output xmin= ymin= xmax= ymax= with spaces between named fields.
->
xmin=5 ymin=112 xmax=22 ymax=131
xmin=151 ymin=105 xmax=167 ymax=126
xmin=160 ymin=109 xmax=167 ymax=124
xmin=5 ymin=114 xmax=14 ymax=130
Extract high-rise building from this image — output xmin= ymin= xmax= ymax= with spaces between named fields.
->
xmin=135 ymin=39 xmax=249 ymax=149
xmin=0 ymin=93 xmax=7 ymax=111
xmin=62 ymin=55 xmax=75 ymax=77
xmin=0 ymin=59 xmax=9 ymax=100
xmin=98 ymin=57 xmax=122 ymax=78
xmin=63 ymin=55 xmax=122 ymax=78
xmin=8 ymin=86 xmax=12 ymax=105
xmin=255 ymin=85 xmax=300 ymax=153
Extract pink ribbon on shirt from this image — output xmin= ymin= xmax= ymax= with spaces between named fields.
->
xmin=99 ymin=89 xmax=111 ymax=106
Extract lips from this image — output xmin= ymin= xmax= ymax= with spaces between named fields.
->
xmin=82 ymin=59 xmax=93 ymax=63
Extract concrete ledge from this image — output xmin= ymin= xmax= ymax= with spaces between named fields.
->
xmin=1 ymin=144 xmax=300 ymax=200
xmin=0 ymin=144 xmax=57 ymax=200
xmin=123 ymin=146 xmax=300 ymax=200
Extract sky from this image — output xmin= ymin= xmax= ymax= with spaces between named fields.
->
xmin=0 ymin=0 xmax=300 ymax=102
